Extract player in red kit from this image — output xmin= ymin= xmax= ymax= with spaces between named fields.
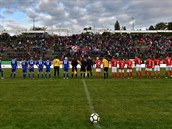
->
xmin=95 ymin=57 xmax=101 ymax=78
xmin=125 ymin=59 xmax=133 ymax=79
xmin=153 ymin=56 xmax=161 ymax=78
xmin=111 ymin=56 xmax=117 ymax=78
xmin=146 ymin=57 xmax=153 ymax=78
xmin=170 ymin=58 xmax=172 ymax=78
xmin=118 ymin=58 xmax=125 ymax=78
xmin=134 ymin=56 xmax=142 ymax=78
xmin=164 ymin=56 xmax=171 ymax=78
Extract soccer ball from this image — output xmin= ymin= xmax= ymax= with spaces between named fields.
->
xmin=90 ymin=113 xmax=100 ymax=123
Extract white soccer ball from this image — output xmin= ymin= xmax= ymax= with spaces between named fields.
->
xmin=90 ymin=113 xmax=100 ymax=123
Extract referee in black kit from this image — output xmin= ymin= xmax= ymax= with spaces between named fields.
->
xmin=71 ymin=57 xmax=78 ymax=78
xmin=80 ymin=57 xmax=87 ymax=78
xmin=86 ymin=56 xmax=93 ymax=78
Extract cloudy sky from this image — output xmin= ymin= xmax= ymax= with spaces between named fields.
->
xmin=0 ymin=0 xmax=172 ymax=31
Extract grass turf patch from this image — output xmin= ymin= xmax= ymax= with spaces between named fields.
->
xmin=0 ymin=69 xmax=171 ymax=129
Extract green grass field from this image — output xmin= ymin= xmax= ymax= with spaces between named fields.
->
xmin=0 ymin=69 xmax=172 ymax=129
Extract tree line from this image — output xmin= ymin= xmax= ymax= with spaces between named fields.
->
xmin=114 ymin=20 xmax=172 ymax=30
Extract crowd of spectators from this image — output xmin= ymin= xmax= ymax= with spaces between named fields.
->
xmin=0 ymin=32 xmax=171 ymax=60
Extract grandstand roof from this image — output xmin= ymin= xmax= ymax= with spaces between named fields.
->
xmin=1 ymin=29 xmax=172 ymax=36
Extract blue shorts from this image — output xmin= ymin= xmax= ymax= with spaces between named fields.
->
xmin=64 ymin=67 xmax=68 ymax=72
xmin=46 ymin=68 xmax=50 ymax=72
xmin=11 ymin=68 xmax=16 ymax=72
xmin=38 ymin=67 xmax=43 ymax=72
xmin=0 ymin=68 xmax=3 ymax=72
xmin=22 ymin=69 xmax=27 ymax=73
xmin=29 ymin=67 xmax=34 ymax=72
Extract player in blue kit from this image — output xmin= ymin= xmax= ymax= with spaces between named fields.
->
xmin=28 ymin=57 xmax=35 ymax=79
xmin=36 ymin=57 xmax=44 ymax=78
xmin=63 ymin=57 xmax=69 ymax=79
xmin=21 ymin=58 xmax=28 ymax=79
xmin=10 ymin=58 xmax=18 ymax=78
xmin=0 ymin=56 xmax=4 ymax=79
xmin=44 ymin=58 xmax=51 ymax=79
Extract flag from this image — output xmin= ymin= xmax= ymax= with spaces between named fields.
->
xmin=72 ymin=45 xmax=78 ymax=52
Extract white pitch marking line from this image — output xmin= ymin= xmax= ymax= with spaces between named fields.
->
xmin=82 ymin=78 xmax=101 ymax=129
xmin=82 ymin=78 xmax=95 ymax=113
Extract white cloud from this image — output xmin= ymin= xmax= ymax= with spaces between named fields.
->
xmin=0 ymin=25 xmax=4 ymax=31
xmin=0 ymin=0 xmax=171 ymax=31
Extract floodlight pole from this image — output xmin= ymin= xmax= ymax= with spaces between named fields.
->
xmin=132 ymin=17 xmax=135 ymax=31
xmin=33 ymin=17 xmax=35 ymax=30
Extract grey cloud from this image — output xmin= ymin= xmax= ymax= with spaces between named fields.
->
xmin=0 ymin=0 xmax=172 ymax=30
xmin=3 ymin=8 xmax=13 ymax=14
xmin=0 ymin=0 xmax=36 ymax=10
xmin=4 ymin=20 xmax=26 ymax=31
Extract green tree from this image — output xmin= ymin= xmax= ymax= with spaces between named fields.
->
xmin=167 ymin=22 xmax=172 ymax=30
xmin=31 ymin=26 xmax=47 ymax=31
xmin=155 ymin=22 xmax=167 ymax=30
xmin=121 ymin=26 xmax=127 ymax=30
xmin=114 ymin=20 xmax=120 ymax=30
xmin=149 ymin=25 xmax=155 ymax=30
xmin=123 ymin=26 xmax=126 ymax=30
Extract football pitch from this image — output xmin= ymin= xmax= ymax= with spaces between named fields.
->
xmin=0 ymin=69 xmax=172 ymax=129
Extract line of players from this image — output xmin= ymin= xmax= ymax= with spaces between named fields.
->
xmin=77 ymin=55 xmax=171 ymax=79
xmin=0 ymin=56 xmax=70 ymax=79
xmin=95 ymin=55 xmax=172 ymax=79
xmin=0 ymin=55 xmax=172 ymax=79
xmin=9 ymin=57 xmax=52 ymax=79
xmin=95 ymin=56 xmax=172 ymax=79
